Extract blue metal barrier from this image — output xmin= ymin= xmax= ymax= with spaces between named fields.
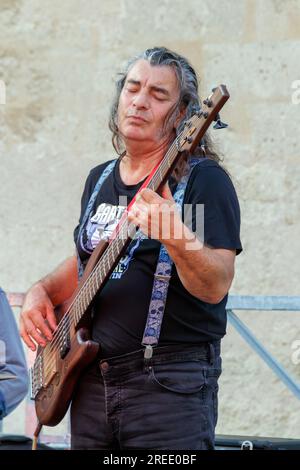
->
xmin=226 ymin=295 xmax=300 ymax=400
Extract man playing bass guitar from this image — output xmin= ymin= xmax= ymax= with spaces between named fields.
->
xmin=20 ymin=47 xmax=242 ymax=450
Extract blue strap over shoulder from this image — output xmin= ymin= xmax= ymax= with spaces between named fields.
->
xmin=142 ymin=158 xmax=206 ymax=356
xmin=77 ymin=160 xmax=117 ymax=278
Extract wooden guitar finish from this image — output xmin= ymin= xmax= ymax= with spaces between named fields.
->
xmin=31 ymin=85 xmax=230 ymax=426
xmin=32 ymin=240 xmax=108 ymax=426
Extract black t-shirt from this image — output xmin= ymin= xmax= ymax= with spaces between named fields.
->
xmin=74 ymin=157 xmax=242 ymax=358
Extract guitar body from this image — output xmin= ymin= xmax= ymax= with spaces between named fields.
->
xmin=35 ymin=326 xmax=99 ymax=426
xmin=32 ymin=240 xmax=109 ymax=426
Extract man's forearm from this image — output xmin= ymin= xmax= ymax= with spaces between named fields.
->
xmin=164 ymin=224 xmax=231 ymax=304
xmin=35 ymin=255 xmax=78 ymax=307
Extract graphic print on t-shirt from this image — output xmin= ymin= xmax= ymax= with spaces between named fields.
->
xmin=109 ymin=233 xmax=145 ymax=280
xmin=79 ymin=202 xmax=146 ymax=279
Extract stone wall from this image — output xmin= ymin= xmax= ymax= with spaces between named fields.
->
xmin=0 ymin=0 xmax=299 ymax=440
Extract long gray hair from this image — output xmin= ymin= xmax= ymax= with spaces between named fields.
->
xmin=109 ymin=47 xmax=223 ymax=180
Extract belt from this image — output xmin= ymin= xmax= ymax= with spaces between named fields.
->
xmin=99 ymin=341 xmax=220 ymax=369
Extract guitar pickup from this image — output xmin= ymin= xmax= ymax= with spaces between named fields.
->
xmin=60 ymin=335 xmax=71 ymax=359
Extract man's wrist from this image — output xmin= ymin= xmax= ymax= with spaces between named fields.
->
xmin=162 ymin=218 xmax=192 ymax=248
xmin=30 ymin=279 xmax=50 ymax=298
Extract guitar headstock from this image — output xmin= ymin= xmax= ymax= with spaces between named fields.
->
xmin=177 ymin=85 xmax=230 ymax=153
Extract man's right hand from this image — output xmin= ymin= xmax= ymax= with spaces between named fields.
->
xmin=19 ymin=283 xmax=57 ymax=351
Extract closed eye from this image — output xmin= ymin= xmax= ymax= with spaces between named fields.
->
xmin=154 ymin=95 xmax=167 ymax=101
xmin=126 ymin=86 xmax=139 ymax=93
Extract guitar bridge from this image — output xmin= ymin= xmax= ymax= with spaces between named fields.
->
xmin=30 ymin=353 xmax=43 ymax=399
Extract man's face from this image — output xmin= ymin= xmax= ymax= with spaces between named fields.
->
xmin=117 ymin=60 xmax=180 ymax=147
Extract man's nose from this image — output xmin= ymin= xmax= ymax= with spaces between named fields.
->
xmin=132 ymin=91 xmax=149 ymax=109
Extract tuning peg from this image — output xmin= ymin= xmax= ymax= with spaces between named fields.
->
xmin=203 ymin=99 xmax=213 ymax=107
xmin=191 ymin=104 xmax=202 ymax=115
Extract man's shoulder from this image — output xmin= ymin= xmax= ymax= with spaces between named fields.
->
xmin=184 ymin=157 xmax=238 ymax=201
xmin=79 ymin=159 xmax=118 ymax=202
xmin=188 ymin=158 xmax=232 ymax=186
xmin=88 ymin=158 xmax=117 ymax=183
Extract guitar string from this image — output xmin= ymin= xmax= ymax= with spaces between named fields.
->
xmin=38 ymin=171 xmax=170 ymax=380
xmin=42 ymin=148 xmax=173 ymax=350
xmin=37 ymin=143 xmax=179 ymax=379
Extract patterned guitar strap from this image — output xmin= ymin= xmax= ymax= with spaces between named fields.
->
xmin=142 ymin=157 xmax=205 ymax=359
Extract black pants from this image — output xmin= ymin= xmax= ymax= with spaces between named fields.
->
xmin=71 ymin=341 xmax=222 ymax=450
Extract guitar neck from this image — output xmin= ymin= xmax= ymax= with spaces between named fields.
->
xmin=59 ymin=85 xmax=230 ymax=332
